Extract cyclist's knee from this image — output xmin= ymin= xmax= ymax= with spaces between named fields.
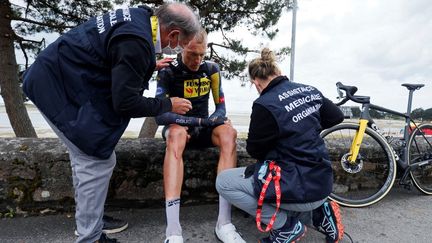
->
xmin=214 ymin=125 xmax=237 ymax=147
xmin=166 ymin=125 xmax=188 ymax=149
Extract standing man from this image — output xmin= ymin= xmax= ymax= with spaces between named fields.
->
xmin=22 ymin=3 xmax=200 ymax=243
xmin=155 ymin=29 xmax=246 ymax=243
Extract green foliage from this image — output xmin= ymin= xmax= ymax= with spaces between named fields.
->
xmin=11 ymin=0 xmax=120 ymax=66
xmin=11 ymin=0 xmax=292 ymax=77
xmin=189 ymin=0 xmax=292 ymax=78
xmin=424 ymin=108 xmax=432 ymax=121
xmin=407 ymin=108 xmax=432 ymax=121
xmin=2 ymin=207 xmax=15 ymax=218
xmin=411 ymin=108 xmax=424 ymax=119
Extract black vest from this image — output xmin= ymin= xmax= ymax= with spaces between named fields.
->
xmin=23 ymin=7 xmax=156 ymax=159
xmin=253 ymin=76 xmax=333 ymax=203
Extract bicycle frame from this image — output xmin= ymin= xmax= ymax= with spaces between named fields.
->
xmin=347 ymin=88 xmax=418 ymax=171
xmin=326 ymin=82 xmax=432 ymax=206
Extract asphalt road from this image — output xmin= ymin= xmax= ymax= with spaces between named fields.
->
xmin=0 ymin=184 xmax=431 ymax=243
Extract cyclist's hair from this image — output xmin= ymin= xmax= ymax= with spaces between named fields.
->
xmin=155 ymin=3 xmax=200 ymax=39
xmin=248 ymin=48 xmax=281 ymax=80
xmin=193 ymin=27 xmax=207 ymax=44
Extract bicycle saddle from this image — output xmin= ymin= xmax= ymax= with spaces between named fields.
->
xmin=402 ymin=83 xmax=424 ymax=91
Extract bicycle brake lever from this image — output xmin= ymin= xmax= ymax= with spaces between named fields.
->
xmin=337 ymin=86 xmax=344 ymax=99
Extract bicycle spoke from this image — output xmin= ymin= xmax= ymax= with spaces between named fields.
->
xmin=322 ymin=123 xmax=396 ymax=207
xmin=408 ymin=124 xmax=432 ymax=194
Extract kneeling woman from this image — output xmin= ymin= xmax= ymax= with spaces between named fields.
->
xmin=216 ymin=48 xmax=345 ymax=243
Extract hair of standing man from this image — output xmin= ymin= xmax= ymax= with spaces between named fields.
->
xmin=155 ymin=2 xmax=201 ymax=39
xmin=248 ymin=48 xmax=281 ymax=81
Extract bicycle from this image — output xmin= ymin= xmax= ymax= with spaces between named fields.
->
xmin=321 ymin=82 xmax=432 ymax=207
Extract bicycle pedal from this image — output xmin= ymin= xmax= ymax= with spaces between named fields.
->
xmin=399 ymin=181 xmax=412 ymax=190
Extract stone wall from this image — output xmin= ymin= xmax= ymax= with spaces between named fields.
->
xmin=2 ymin=136 xmax=429 ymax=215
xmin=0 ymin=138 xmax=255 ymax=213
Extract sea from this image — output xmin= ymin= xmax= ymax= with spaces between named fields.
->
xmin=0 ymin=80 xmax=256 ymax=138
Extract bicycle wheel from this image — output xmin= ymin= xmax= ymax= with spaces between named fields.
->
xmin=408 ymin=123 xmax=432 ymax=194
xmin=321 ymin=123 xmax=397 ymax=207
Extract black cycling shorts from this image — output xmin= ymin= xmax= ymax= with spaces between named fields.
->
xmin=162 ymin=125 xmax=215 ymax=148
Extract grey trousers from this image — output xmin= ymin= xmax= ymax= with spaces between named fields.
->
xmin=45 ymin=117 xmax=116 ymax=243
xmin=216 ymin=167 xmax=325 ymax=230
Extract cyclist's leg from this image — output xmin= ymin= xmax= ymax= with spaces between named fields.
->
xmin=211 ymin=124 xmax=238 ymax=173
xmin=163 ymin=124 xmax=189 ymax=239
xmin=193 ymin=125 xmax=245 ymax=242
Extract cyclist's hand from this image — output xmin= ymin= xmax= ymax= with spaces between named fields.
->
xmin=170 ymin=97 xmax=192 ymax=115
xmin=201 ymin=116 xmax=227 ymax=127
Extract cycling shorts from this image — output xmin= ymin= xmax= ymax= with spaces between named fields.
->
xmin=162 ymin=125 xmax=215 ymax=148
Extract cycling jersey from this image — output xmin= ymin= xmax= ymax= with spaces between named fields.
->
xmin=155 ymin=57 xmax=226 ymax=126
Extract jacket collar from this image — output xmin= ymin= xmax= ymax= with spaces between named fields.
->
xmin=260 ymin=76 xmax=290 ymax=96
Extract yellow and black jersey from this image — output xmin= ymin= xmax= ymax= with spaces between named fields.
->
xmin=156 ymin=58 xmax=226 ymax=119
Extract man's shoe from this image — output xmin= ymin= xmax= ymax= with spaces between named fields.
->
xmin=312 ymin=200 xmax=344 ymax=243
xmin=75 ymin=215 xmax=129 ymax=236
xmin=259 ymin=221 xmax=306 ymax=243
xmin=102 ymin=215 xmax=129 ymax=234
xmin=164 ymin=235 xmax=183 ymax=243
xmin=215 ymin=223 xmax=246 ymax=243
xmin=95 ymin=233 xmax=118 ymax=243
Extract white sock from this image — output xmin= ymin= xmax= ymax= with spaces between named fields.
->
xmin=165 ymin=198 xmax=182 ymax=237
xmin=217 ymin=195 xmax=232 ymax=228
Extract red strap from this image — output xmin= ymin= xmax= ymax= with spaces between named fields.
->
xmin=256 ymin=161 xmax=282 ymax=232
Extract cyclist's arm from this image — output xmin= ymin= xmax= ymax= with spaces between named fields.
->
xmin=208 ymin=63 xmax=226 ymax=119
xmin=154 ymin=69 xmax=200 ymax=126
xmin=155 ymin=112 xmax=201 ymax=126
xmin=246 ymin=103 xmax=278 ymax=160
xmin=320 ymin=96 xmax=344 ymax=129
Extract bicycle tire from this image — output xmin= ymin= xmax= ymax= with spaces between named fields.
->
xmin=321 ymin=123 xmax=397 ymax=207
xmin=407 ymin=123 xmax=432 ymax=194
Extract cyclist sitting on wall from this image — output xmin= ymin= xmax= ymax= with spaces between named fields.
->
xmin=216 ymin=48 xmax=345 ymax=243
xmin=155 ymin=28 xmax=245 ymax=243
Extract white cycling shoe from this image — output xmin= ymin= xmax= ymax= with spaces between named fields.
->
xmin=164 ymin=235 xmax=183 ymax=243
xmin=215 ymin=223 xmax=246 ymax=243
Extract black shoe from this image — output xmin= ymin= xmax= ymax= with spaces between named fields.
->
xmin=75 ymin=215 xmax=129 ymax=236
xmin=102 ymin=215 xmax=129 ymax=234
xmin=95 ymin=233 xmax=118 ymax=243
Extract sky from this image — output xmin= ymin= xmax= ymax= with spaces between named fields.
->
xmin=4 ymin=0 xmax=432 ymax=115
xmin=232 ymin=0 xmax=432 ymax=112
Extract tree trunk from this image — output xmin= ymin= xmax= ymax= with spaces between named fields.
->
xmin=0 ymin=1 xmax=37 ymax=137
xmin=138 ymin=117 xmax=158 ymax=138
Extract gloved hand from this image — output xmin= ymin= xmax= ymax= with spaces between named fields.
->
xmin=201 ymin=116 xmax=227 ymax=127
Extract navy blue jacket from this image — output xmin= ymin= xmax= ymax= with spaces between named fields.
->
xmin=248 ymin=76 xmax=344 ymax=203
xmin=23 ymin=7 xmax=171 ymax=159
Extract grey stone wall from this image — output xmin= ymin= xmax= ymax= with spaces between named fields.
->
xmin=0 ymin=138 xmax=255 ymax=213
xmin=3 ymin=136 xmax=428 ymax=214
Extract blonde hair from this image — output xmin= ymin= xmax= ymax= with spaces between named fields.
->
xmin=248 ymin=48 xmax=281 ymax=80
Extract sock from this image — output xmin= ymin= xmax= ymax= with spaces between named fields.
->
xmin=165 ymin=198 xmax=182 ymax=237
xmin=216 ymin=195 xmax=231 ymax=228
